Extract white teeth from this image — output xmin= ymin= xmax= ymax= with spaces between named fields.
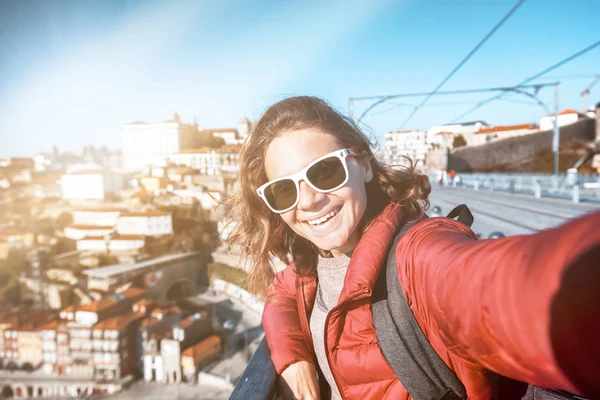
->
xmin=306 ymin=207 xmax=341 ymax=226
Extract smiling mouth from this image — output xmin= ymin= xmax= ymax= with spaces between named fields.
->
xmin=305 ymin=206 xmax=342 ymax=226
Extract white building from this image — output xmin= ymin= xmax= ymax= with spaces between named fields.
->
xmin=427 ymin=121 xmax=490 ymax=149
xmin=76 ymin=235 xmax=145 ymax=254
xmin=60 ymin=167 xmax=123 ymax=202
xmin=383 ymin=130 xmax=429 ymax=165
xmin=64 ymin=224 xmax=114 ymax=240
xmin=471 ymin=123 xmax=539 ymax=146
xmin=34 ymin=153 xmax=52 ymax=172
xmin=206 ymin=128 xmax=238 ymax=146
xmin=169 ymin=145 xmax=241 ymax=175
xmin=170 ymin=149 xmax=220 ymax=175
xmin=115 ymin=211 xmax=172 ymax=237
xmin=237 ymin=118 xmax=252 ymax=141
xmin=160 ymin=339 xmax=181 ymax=383
xmin=173 ymin=186 xmax=221 ymax=212
xmin=121 ymin=114 xmax=186 ymax=170
xmin=73 ymin=208 xmax=124 ymax=227
xmin=539 ymin=108 xmax=585 ymax=131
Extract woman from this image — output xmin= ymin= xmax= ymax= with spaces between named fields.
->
xmin=224 ymin=96 xmax=600 ymax=399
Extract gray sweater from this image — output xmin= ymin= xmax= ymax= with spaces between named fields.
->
xmin=309 ymin=254 xmax=352 ymax=400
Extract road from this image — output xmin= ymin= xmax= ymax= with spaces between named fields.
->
xmin=430 ymin=185 xmax=599 ymax=237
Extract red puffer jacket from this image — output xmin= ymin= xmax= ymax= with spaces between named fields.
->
xmin=262 ymin=204 xmax=600 ymax=399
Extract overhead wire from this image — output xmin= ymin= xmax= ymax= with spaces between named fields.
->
xmin=450 ymin=39 xmax=600 ymax=122
xmin=399 ymin=0 xmax=527 ymax=128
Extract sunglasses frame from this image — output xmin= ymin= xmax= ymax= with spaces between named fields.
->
xmin=257 ymin=148 xmax=359 ymax=214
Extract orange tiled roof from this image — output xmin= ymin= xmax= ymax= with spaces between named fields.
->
xmin=78 ymin=288 xmax=143 ymax=313
xmin=182 ymin=335 xmax=221 ymax=358
xmin=436 ymin=131 xmax=455 ymax=135
xmin=560 ymin=108 xmax=579 ymax=115
xmin=75 ymin=208 xmax=126 ymax=213
xmin=179 ymin=311 xmax=208 ymax=329
xmin=66 ymin=224 xmax=114 ymax=231
xmin=477 ymin=123 xmax=538 ymax=135
xmin=93 ymin=312 xmax=144 ymax=331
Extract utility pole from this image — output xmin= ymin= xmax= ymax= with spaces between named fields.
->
xmin=581 ymin=75 xmax=600 ymax=111
xmin=552 ymin=83 xmax=560 ymax=176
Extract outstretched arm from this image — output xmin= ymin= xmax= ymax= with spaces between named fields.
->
xmin=263 ymin=264 xmax=315 ymax=373
xmin=396 ymin=212 xmax=600 ymax=396
xmin=263 ymin=265 xmax=320 ymax=399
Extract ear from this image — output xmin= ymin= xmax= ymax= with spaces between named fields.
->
xmin=362 ymin=158 xmax=373 ymax=183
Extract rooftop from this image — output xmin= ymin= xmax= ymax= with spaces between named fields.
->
xmin=75 ymin=207 xmax=126 ymax=213
xmin=182 ymin=335 xmax=221 ymax=357
xmin=179 ymin=311 xmax=208 ymax=329
xmin=81 ymin=252 xmax=199 ymax=279
xmin=119 ymin=211 xmax=171 ymax=217
xmin=66 ymin=224 xmax=115 ymax=231
xmin=78 ymin=234 xmax=145 ymax=241
xmin=477 ymin=123 xmax=539 ymax=134
xmin=76 ymin=287 xmax=145 ymax=313
xmin=93 ymin=311 xmax=145 ymax=331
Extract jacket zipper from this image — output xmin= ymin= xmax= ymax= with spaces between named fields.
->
xmin=323 ymin=287 xmax=371 ymax=398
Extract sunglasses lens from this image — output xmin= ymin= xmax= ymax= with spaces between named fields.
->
xmin=264 ymin=179 xmax=297 ymax=212
xmin=307 ymin=156 xmax=347 ymax=191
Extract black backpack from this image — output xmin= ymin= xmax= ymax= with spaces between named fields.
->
xmin=371 ymin=205 xmax=591 ymax=400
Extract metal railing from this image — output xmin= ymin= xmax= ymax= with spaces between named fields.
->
xmin=230 ymin=338 xmax=278 ymax=400
xmin=434 ymin=172 xmax=600 ymax=204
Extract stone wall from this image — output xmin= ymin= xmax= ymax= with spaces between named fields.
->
xmin=448 ymin=118 xmax=595 ymax=172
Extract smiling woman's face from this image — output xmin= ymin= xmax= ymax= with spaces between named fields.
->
xmin=264 ymin=128 xmax=373 ymax=255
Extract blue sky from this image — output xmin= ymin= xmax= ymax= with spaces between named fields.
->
xmin=0 ymin=0 xmax=599 ymax=157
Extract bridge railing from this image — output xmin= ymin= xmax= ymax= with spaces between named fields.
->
xmin=229 ymin=337 xmax=279 ymax=400
xmin=432 ymin=172 xmax=600 ymax=203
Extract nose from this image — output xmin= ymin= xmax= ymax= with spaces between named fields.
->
xmin=297 ymin=180 xmax=324 ymax=211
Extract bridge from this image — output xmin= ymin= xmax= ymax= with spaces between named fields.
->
xmin=81 ymin=252 xmax=209 ymax=303
xmin=230 ymin=179 xmax=600 ymax=399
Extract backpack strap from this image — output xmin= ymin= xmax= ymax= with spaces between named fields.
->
xmin=372 ymin=216 xmax=467 ymax=400
xmin=446 ymin=204 xmax=474 ymax=228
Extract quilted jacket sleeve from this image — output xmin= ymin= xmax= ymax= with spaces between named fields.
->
xmin=262 ymin=264 xmax=315 ymax=374
xmin=396 ymin=212 xmax=600 ymax=396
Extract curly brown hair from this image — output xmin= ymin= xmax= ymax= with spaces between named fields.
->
xmin=223 ymin=96 xmax=430 ymax=299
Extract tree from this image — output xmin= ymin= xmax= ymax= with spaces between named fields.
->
xmin=452 ymin=134 xmax=467 ymax=148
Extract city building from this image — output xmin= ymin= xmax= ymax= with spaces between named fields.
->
xmin=60 ymin=166 xmax=124 ymax=202
xmin=92 ymin=312 xmax=145 ymax=381
xmin=169 ymin=148 xmax=221 ymax=175
xmin=81 ymin=252 xmax=199 ymax=294
xmin=0 ymin=228 xmax=34 ymax=259
xmin=68 ymin=288 xmax=145 ymax=326
xmin=237 ymin=117 xmax=252 ymax=141
xmin=115 ymin=211 xmax=172 ymax=237
xmin=39 ymin=320 xmax=59 ymax=374
xmin=64 ymin=224 xmax=114 ymax=240
xmin=471 ymin=123 xmax=539 ymax=146
xmin=142 ymin=310 xmax=213 ymax=383
xmin=539 ymin=108 xmax=588 ymax=131
xmin=121 ymin=113 xmax=202 ymax=170
xmin=73 ymin=208 xmax=124 ymax=227
xmin=169 ymin=145 xmax=242 ymax=176
xmin=76 ymin=234 xmax=145 ymax=255
xmin=204 ymin=128 xmax=238 ymax=146
xmin=427 ymin=120 xmax=489 ymax=136
xmin=180 ymin=335 xmax=222 ymax=383
xmin=383 ymin=130 xmax=429 ymax=165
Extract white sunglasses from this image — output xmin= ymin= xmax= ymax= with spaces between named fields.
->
xmin=257 ymin=148 xmax=358 ymax=213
